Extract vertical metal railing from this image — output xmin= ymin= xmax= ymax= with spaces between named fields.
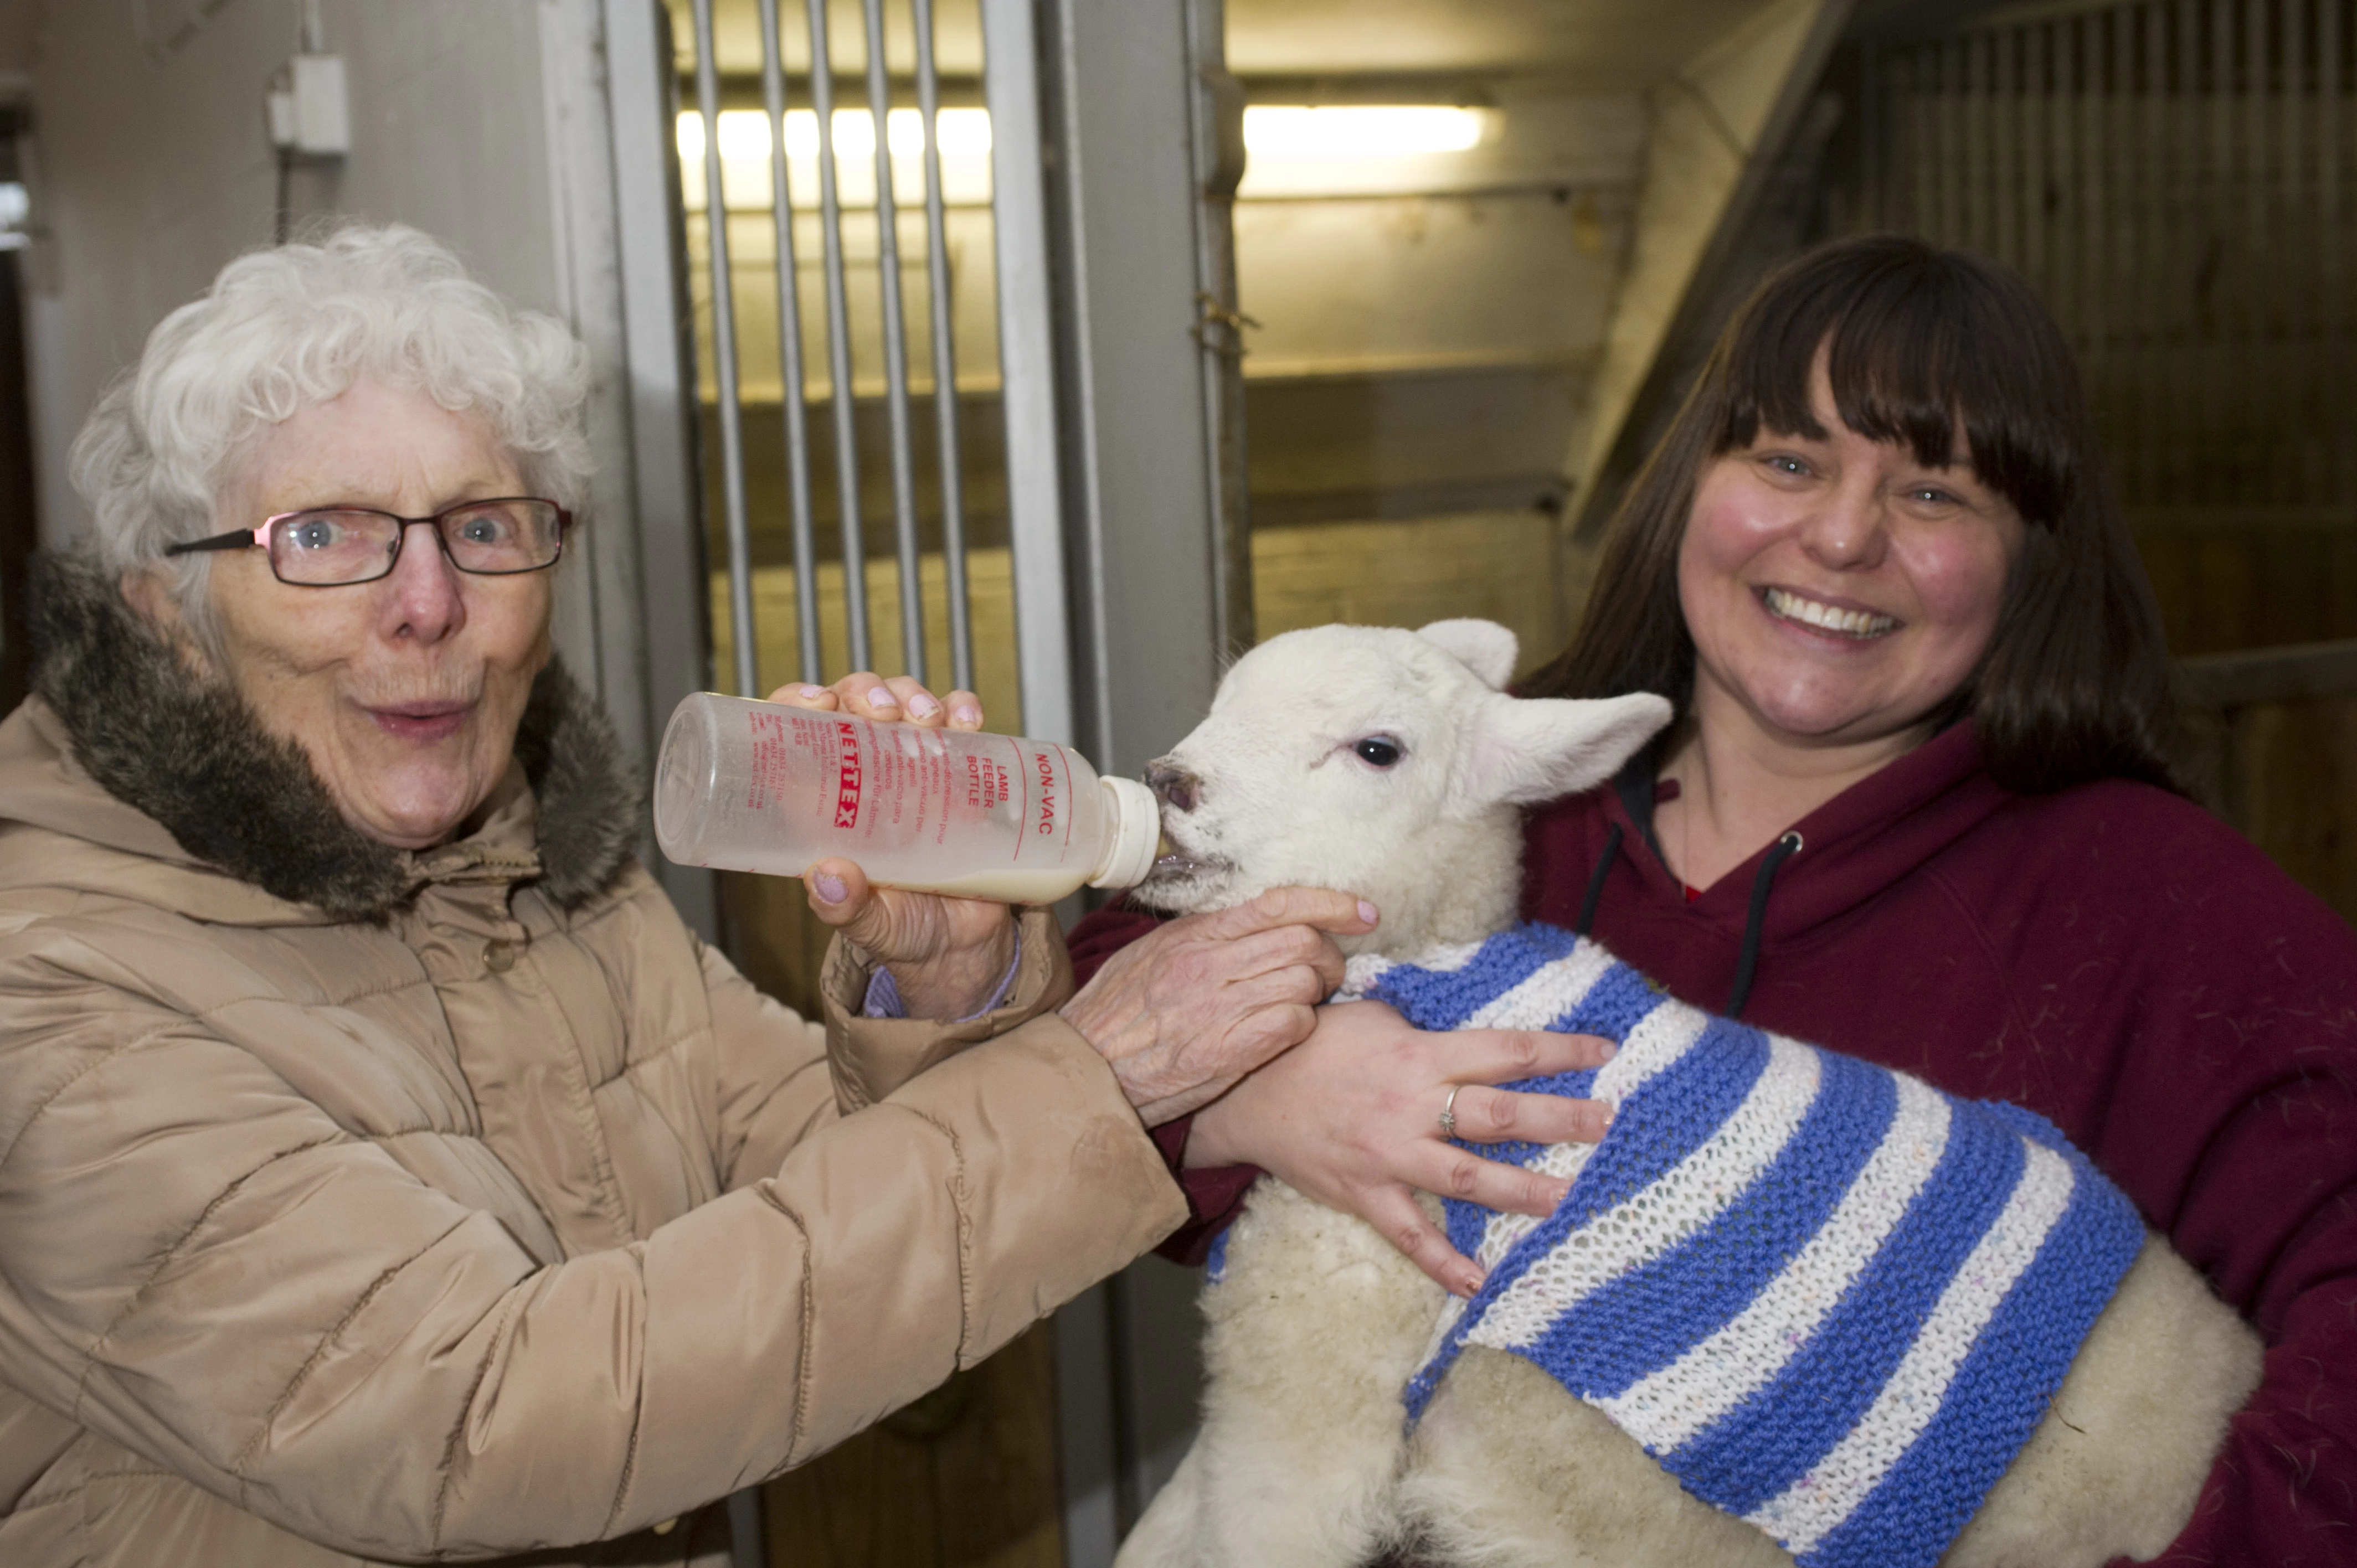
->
xmin=682 ymin=0 xmax=1001 ymax=702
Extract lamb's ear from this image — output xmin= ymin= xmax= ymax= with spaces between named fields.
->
xmin=1447 ymin=692 xmax=1676 ymax=812
xmin=1416 ymin=618 xmax=1518 ymax=692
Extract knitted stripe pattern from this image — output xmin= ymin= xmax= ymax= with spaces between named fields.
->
xmin=1336 ymin=922 xmax=2146 ymax=1568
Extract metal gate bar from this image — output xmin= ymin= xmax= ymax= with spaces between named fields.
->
xmin=756 ymin=0 xmax=824 ymax=684
xmin=980 ymin=0 xmax=1073 ymax=745
xmin=805 ymin=0 xmax=872 ymax=673
xmin=861 ymin=0 xmax=925 ymax=678
xmin=690 ymin=0 xmax=758 ymax=700
xmin=915 ymin=0 xmax=976 ymax=692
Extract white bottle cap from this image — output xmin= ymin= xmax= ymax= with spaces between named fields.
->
xmin=1089 ymin=775 xmax=1162 ymax=890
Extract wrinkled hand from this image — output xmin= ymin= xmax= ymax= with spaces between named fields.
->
xmin=1188 ymin=1001 xmax=1615 ymax=1297
xmin=770 ymin=673 xmax=1014 ymax=1019
xmin=1059 ymin=887 xmax=1379 ymax=1127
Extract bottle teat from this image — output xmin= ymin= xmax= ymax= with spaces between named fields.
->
xmin=1089 ymin=776 xmax=1162 ymax=890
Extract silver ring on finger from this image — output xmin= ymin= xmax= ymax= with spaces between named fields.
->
xmin=1438 ymin=1084 xmax=1463 ymax=1139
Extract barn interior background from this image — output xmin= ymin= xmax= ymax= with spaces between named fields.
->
xmin=0 ymin=2 xmax=2348 ymax=1566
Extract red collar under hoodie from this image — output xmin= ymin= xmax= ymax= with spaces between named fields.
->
xmin=1077 ymin=720 xmax=2357 ymax=1562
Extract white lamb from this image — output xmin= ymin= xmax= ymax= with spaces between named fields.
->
xmin=1114 ymin=618 xmax=2264 ymax=1568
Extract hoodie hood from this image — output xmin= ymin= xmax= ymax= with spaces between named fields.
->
xmin=1591 ymin=723 xmax=2010 ymax=946
xmin=1525 ymin=722 xmax=2017 ymax=1018
xmin=8 ymin=553 xmax=639 ymax=921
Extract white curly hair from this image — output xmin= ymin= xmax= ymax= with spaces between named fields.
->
xmin=68 ymin=222 xmax=593 ymax=639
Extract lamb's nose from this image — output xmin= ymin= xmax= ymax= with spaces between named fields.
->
xmin=1146 ymin=761 xmax=1200 ymax=813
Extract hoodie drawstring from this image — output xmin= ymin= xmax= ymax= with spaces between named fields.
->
xmin=1724 ymin=831 xmax=1803 ymax=1018
xmin=1574 ymin=823 xmax=1623 ymax=937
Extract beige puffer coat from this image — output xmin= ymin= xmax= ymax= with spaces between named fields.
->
xmin=0 ymin=566 xmax=1186 ymax=1565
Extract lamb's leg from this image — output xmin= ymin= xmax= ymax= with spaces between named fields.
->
xmin=1118 ymin=1439 xmax=1211 ymax=1568
xmin=1404 ymin=1346 xmax=1793 ymax=1568
xmin=1184 ymin=1178 xmax=1449 ymax=1568
xmin=1941 ymin=1233 xmax=2265 ymax=1568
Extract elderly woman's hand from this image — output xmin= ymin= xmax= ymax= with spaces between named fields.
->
xmin=771 ymin=673 xmax=1016 ymax=1019
xmin=1059 ymin=887 xmax=1378 ymax=1125
xmin=1187 ymin=1002 xmax=1615 ymax=1297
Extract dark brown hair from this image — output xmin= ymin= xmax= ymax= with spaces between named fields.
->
xmin=1526 ymin=235 xmax=2182 ymax=794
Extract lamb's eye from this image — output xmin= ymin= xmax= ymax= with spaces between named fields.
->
xmin=1353 ymin=737 xmax=1403 ymax=768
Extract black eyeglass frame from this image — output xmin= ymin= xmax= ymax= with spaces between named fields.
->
xmin=163 ymin=497 xmax=573 ymax=587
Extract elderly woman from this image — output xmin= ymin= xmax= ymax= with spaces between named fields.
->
xmin=1075 ymin=236 xmax=2357 ymax=1557
xmin=0 ymin=225 xmax=1442 ymax=1566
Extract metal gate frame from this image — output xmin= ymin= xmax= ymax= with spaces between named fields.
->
xmin=591 ymin=2 xmax=1250 ymax=1564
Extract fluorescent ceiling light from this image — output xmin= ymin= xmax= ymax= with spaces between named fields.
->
xmin=677 ymin=107 xmax=991 ymax=164
xmin=1243 ymin=105 xmax=1485 ymax=161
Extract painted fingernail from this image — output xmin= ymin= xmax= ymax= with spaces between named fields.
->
xmin=799 ymin=684 xmax=827 ymax=699
xmin=1598 ymin=1041 xmax=1618 ymax=1060
xmin=1457 ymin=1267 xmax=1485 ymax=1297
xmin=814 ymin=872 xmax=848 ymax=904
xmin=907 ymin=693 xmax=940 ymax=718
xmin=951 ymin=704 xmax=981 ymax=725
xmin=866 ymin=688 xmax=898 ymax=711
xmin=1357 ymin=900 xmax=1380 ymax=925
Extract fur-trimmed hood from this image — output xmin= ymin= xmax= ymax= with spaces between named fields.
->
xmin=14 ymin=553 xmax=639 ymax=919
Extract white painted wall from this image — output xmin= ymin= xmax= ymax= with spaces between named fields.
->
xmin=20 ymin=0 xmax=575 ymax=548
xmin=1235 ymin=91 xmax=1644 ymax=381
xmin=11 ymin=0 xmax=658 ymax=731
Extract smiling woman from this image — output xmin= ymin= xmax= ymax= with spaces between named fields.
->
xmin=1488 ymin=246 xmax=2357 ymax=1561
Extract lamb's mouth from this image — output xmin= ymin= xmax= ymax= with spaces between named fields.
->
xmin=1761 ymin=586 xmax=1897 ymax=639
xmin=1137 ymin=829 xmax=1230 ymax=893
xmin=1144 ymin=847 xmax=1227 ymax=881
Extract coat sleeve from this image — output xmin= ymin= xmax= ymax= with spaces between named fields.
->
xmin=0 ymin=920 xmax=1185 ymax=1563
xmin=697 ymin=931 xmax=838 ymax=1193
xmin=817 ymin=904 xmax=1077 ymax=1114
xmin=709 ymin=904 xmax=1099 ymax=1182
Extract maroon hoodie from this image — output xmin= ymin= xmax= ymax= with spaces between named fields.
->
xmin=1069 ymin=720 xmax=2357 ymax=1562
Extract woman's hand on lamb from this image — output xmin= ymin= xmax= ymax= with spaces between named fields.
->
xmin=1187 ymin=1002 xmax=1614 ymax=1297
xmin=776 ymin=674 xmax=1016 ymax=1020
xmin=1059 ymin=887 xmax=1379 ymax=1126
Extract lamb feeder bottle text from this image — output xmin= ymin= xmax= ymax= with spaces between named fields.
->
xmin=655 ymin=692 xmax=1162 ymax=901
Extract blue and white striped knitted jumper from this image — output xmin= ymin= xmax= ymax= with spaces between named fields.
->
xmin=1330 ymin=922 xmax=2145 ymax=1568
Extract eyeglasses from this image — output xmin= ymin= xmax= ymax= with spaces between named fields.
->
xmin=164 ymin=498 xmax=570 ymax=586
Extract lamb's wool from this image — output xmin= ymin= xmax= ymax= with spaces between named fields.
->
xmin=1336 ymin=923 xmax=2148 ymax=1568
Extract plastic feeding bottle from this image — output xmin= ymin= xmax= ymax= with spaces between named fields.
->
xmin=653 ymin=692 xmax=1161 ymax=902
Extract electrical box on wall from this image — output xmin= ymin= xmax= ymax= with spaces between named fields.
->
xmin=266 ymin=54 xmax=349 ymax=158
